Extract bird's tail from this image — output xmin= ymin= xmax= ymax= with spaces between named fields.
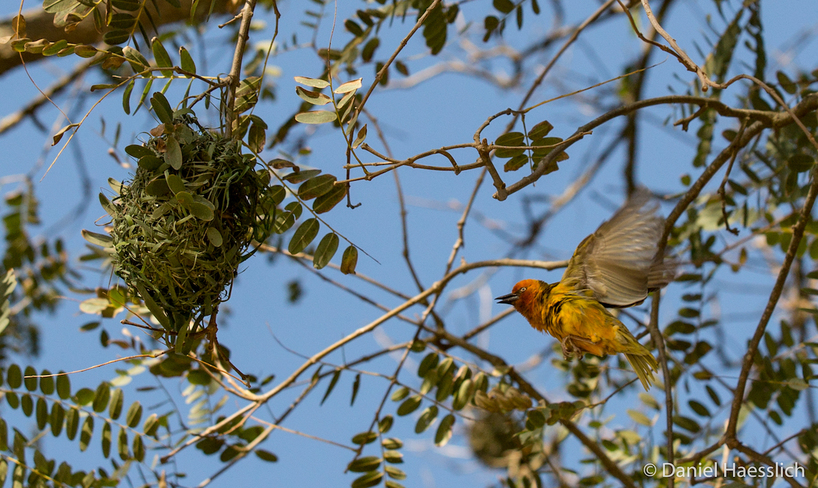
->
xmin=625 ymin=352 xmax=659 ymax=391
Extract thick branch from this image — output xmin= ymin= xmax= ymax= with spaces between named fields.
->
xmin=0 ymin=0 xmax=240 ymax=78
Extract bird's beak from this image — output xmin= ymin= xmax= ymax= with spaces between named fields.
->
xmin=495 ymin=292 xmax=519 ymax=305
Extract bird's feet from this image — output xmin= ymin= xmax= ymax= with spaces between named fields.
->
xmin=560 ymin=335 xmax=600 ymax=361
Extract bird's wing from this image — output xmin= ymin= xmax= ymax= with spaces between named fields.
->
xmin=561 ymin=189 xmax=671 ymax=307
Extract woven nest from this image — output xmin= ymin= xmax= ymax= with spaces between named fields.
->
xmin=110 ymin=117 xmax=273 ymax=333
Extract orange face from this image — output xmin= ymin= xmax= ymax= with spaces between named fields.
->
xmin=495 ymin=279 xmax=543 ymax=315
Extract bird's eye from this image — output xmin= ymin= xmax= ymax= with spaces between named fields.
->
xmin=519 ymin=287 xmax=526 ymax=293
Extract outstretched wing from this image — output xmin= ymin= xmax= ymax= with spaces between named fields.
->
xmin=560 ymin=189 xmax=675 ymax=307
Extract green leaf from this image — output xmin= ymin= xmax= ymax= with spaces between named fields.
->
xmin=118 ymin=426 xmax=129 ymax=460
xmin=531 ymin=136 xmax=566 ymax=158
xmin=109 ymin=388 xmax=124 ymax=419
xmin=348 ymin=456 xmax=381 ymax=473
xmin=298 ymin=174 xmax=337 ymax=200
xmin=379 ymin=416 xmax=393 ymax=434
xmin=133 ymin=434 xmax=145 ymax=461
xmin=179 ymin=46 xmax=196 ymax=74
xmin=352 ymin=124 xmax=367 ymax=149
xmin=123 ymin=78 xmax=135 ymax=114
xmin=314 ymin=233 xmax=339 ymax=270
xmin=351 ymin=431 xmax=377 ymax=445
xmin=397 ymin=395 xmax=422 ymax=416
xmin=503 ymin=153 xmax=528 ymax=172
xmin=74 ymin=44 xmax=98 ymax=57
xmin=776 ymin=71 xmax=797 ymax=94
xmin=36 ymin=397 xmax=48 ymax=429
xmin=494 ymin=132 xmax=525 ymax=158
xmin=112 ymin=0 xmax=140 ymax=11
xmin=529 ymin=120 xmax=554 ymax=139
xmin=50 ymin=403 xmax=65 ymax=436
xmin=344 ymin=19 xmax=364 ymax=37
xmin=234 ymin=77 xmax=260 ymax=113
xmin=628 ymin=409 xmax=653 ymax=427
xmin=126 ymin=402 xmax=143 ymax=428
xmin=165 ymin=136 xmax=182 ymax=170
xmin=789 ymin=154 xmax=814 ymax=173
xmin=452 ymin=379 xmax=474 ymax=410
xmin=138 ymin=154 xmax=164 ymax=171
xmin=151 ymin=92 xmax=174 ymax=125
xmin=350 ymin=373 xmax=361 ymax=406
xmin=206 ymin=227 xmax=223 ymax=247
xmin=352 ymin=471 xmax=383 ymax=488
xmin=673 ymin=415 xmax=700 ymax=433
xmin=385 ymin=465 xmax=406 ymax=479
xmin=109 ymin=13 xmax=136 ymax=29
xmin=165 ymin=172 xmax=186 ymax=194
xmin=143 ymin=413 xmax=159 ymax=437
xmin=101 ymin=420 xmax=112 ymax=458
xmin=294 ymin=76 xmax=330 ymax=89
xmin=151 ymin=37 xmax=173 ymax=77
xmin=145 ymin=176 xmax=170 ymax=196
xmin=92 ymin=382 xmax=111 ymax=412
xmin=136 ymin=283 xmax=171 ymax=329
xmin=255 ymin=449 xmax=278 ymax=462
xmin=313 ymin=182 xmax=347 ymax=214
xmin=382 ymin=437 xmax=402 ymax=449
xmin=321 ymin=370 xmax=341 ymax=405
xmin=122 ymin=45 xmax=149 ymax=73
xmin=435 ymin=414 xmax=455 ymax=446
xmin=786 ymin=378 xmax=809 ymax=391
xmin=5 ymin=392 xmax=17 ymax=409
xmin=39 ymin=370 xmax=54 ymax=395
xmin=288 ymin=218 xmax=320 ymax=255
xmin=414 ymin=405 xmax=438 ymax=433
xmin=284 ymin=169 xmax=321 ymax=183
xmin=187 ymin=197 xmax=216 ymax=221
xmin=248 ymin=119 xmax=266 ymax=153
xmin=57 ymin=373 xmax=70 ymax=399
xmin=81 ymin=230 xmax=113 ymax=247
xmin=24 ymin=366 xmax=37 ymax=391
xmin=688 ymin=400 xmax=710 ymax=417
xmin=98 ymin=192 xmax=115 ymax=216
xmin=75 ymin=388 xmax=94 ymax=405
xmin=340 ymin=245 xmax=358 ymax=274
xmin=391 ymin=387 xmax=409 ymax=402
xmin=334 ymin=78 xmax=362 ymax=94
xmin=21 ymin=394 xmax=32 ymax=416
xmin=418 ymin=352 xmax=439 ymax=377
xmin=295 ymin=86 xmax=331 ymax=105
xmin=79 ymin=416 xmax=93 ymax=452
xmin=66 ymin=407 xmax=79 ymax=440
xmin=493 ymin=0 xmax=515 ymax=14
xmin=362 ymin=38 xmax=379 ymax=62
xmin=295 ymin=110 xmax=337 ymax=124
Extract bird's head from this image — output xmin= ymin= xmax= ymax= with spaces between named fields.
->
xmin=495 ymin=279 xmax=547 ymax=317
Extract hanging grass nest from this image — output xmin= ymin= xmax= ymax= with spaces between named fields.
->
xmin=100 ymin=112 xmax=275 ymax=338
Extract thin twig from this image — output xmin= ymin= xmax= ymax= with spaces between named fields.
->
xmin=725 ymin=170 xmax=818 ymax=450
xmin=352 ymin=0 xmax=442 ymax=125
xmin=224 ymin=0 xmax=257 ymax=137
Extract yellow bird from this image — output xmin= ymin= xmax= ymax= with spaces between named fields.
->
xmin=496 ymin=190 xmax=675 ymax=390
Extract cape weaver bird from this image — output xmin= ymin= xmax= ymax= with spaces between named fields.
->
xmin=496 ymin=190 xmax=675 ymax=390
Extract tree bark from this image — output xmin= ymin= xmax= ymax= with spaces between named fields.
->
xmin=0 ymin=0 xmax=239 ymax=77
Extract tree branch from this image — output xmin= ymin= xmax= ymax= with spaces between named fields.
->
xmin=0 ymin=0 xmax=240 ymax=78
